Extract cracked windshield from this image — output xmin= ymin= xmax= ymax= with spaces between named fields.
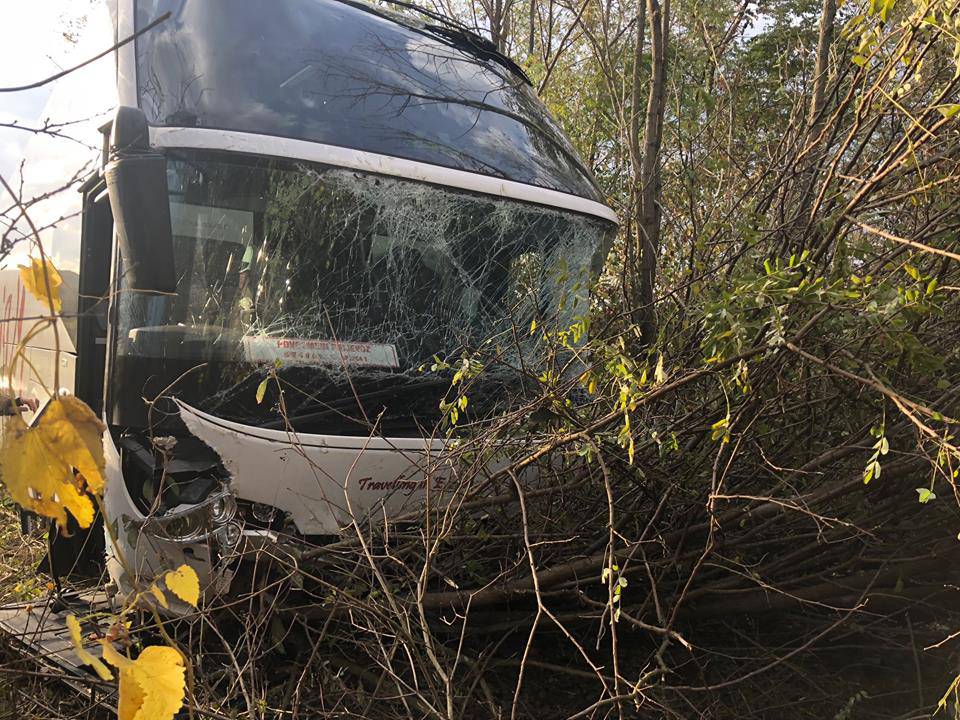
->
xmin=113 ymin=153 xmax=613 ymax=434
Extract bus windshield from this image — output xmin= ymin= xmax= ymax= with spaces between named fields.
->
xmin=110 ymin=152 xmax=613 ymax=435
xmin=135 ymin=0 xmax=599 ymax=199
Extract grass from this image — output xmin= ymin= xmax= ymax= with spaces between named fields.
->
xmin=0 ymin=498 xmax=111 ymax=719
xmin=0 ymin=498 xmax=47 ymax=605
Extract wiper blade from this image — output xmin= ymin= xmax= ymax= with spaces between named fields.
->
xmin=259 ymin=378 xmax=450 ymax=430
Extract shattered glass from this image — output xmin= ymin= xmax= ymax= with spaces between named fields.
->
xmin=110 ymin=152 xmax=614 ymax=435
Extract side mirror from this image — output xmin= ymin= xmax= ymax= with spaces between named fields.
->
xmin=104 ymin=106 xmax=176 ymax=294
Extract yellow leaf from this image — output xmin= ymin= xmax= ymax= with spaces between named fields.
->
xmin=937 ymin=103 xmax=960 ymax=119
xmin=66 ymin=614 xmax=113 ymax=681
xmin=19 ymin=257 xmax=62 ymax=313
xmin=654 ymin=354 xmax=667 ymax=385
xmin=0 ymin=396 xmax=105 ymax=528
xmin=0 ymin=415 xmax=94 ymax=527
xmin=100 ymin=639 xmax=132 ymax=669
xmin=39 ymin=396 xmax=107 ymax=493
xmin=164 ymin=565 xmax=200 ymax=607
xmin=102 ymin=642 xmax=186 ymax=720
xmin=149 ymin=583 xmax=169 ymax=609
xmin=710 ymin=416 xmax=731 ymax=443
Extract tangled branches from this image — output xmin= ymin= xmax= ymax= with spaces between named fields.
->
xmin=176 ymin=1 xmax=960 ymax=716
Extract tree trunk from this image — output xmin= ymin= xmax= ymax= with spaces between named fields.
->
xmin=528 ymin=0 xmax=536 ymax=56
xmin=637 ymin=0 xmax=670 ymax=345
xmin=625 ymin=4 xmax=647 ymax=311
xmin=809 ymin=0 xmax=837 ymax=133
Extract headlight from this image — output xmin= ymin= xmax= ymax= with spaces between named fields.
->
xmin=144 ymin=489 xmax=237 ymax=543
xmin=161 ymin=511 xmax=205 ymax=541
xmin=208 ymin=494 xmax=236 ymax=524
xmin=251 ymin=503 xmax=276 ymax=523
xmin=215 ymin=522 xmax=242 ymax=548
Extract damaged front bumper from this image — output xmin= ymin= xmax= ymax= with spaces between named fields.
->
xmin=102 ymin=400 xmax=451 ymax=604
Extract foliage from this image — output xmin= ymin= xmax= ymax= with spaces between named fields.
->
xmin=0 ymin=254 xmax=193 ymax=720
xmin=18 ymin=258 xmax=62 ymax=313
xmin=101 ymin=643 xmax=186 ymax=720
xmin=1 ymin=0 xmax=960 ymax=716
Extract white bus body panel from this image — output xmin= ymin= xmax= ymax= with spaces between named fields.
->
xmin=0 ymin=1 xmax=116 ymax=411
xmin=103 ymin=400 xmax=468 ymax=598
xmin=177 ymin=401 xmax=452 ymax=536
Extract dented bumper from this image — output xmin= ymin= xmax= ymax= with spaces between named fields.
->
xmin=103 ymin=401 xmax=449 ymax=600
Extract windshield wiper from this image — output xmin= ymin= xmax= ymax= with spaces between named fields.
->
xmin=259 ymin=377 xmax=450 ymax=430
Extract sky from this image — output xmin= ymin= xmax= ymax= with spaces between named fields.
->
xmin=0 ymin=0 xmax=103 ymax=179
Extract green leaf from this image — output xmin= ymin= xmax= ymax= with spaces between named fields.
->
xmin=255 ymin=378 xmax=269 ymax=405
xmin=937 ymin=104 xmax=960 ymax=118
xmin=916 ymin=487 xmax=936 ymax=503
xmin=878 ymin=0 xmax=895 ymax=23
xmin=879 ymin=437 xmax=889 ymax=455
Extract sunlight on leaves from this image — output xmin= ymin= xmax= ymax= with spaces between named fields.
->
xmin=149 ymin=583 xmax=169 ymax=609
xmin=0 ymin=396 xmax=106 ymax=528
xmin=66 ymin=613 xmax=113 ymax=681
xmin=937 ymin=104 xmax=960 ymax=119
xmin=18 ymin=257 xmax=63 ymax=313
xmin=40 ymin=396 xmax=107 ymax=493
xmin=1 ymin=415 xmax=94 ymax=527
xmin=654 ymin=353 xmax=667 ymax=385
xmin=164 ymin=564 xmax=200 ymax=607
xmin=102 ymin=642 xmax=186 ymax=720
xmin=916 ymin=487 xmax=936 ymax=503
xmin=710 ymin=416 xmax=731 ymax=444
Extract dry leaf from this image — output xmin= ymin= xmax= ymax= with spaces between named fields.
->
xmin=0 ymin=396 xmax=106 ymax=528
xmin=66 ymin=613 xmax=113 ymax=681
xmin=102 ymin=642 xmax=186 ymax=720
xmin=164 ymin=564 xmax=200 ymax=608
xmin=19 ymin=257 xmax=63 ymax=313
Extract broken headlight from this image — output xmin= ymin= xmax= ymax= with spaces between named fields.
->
xmin=145 ymin=488 xmax=236 ymax=542
xmin=208 ymin=494 xmax=236 ymax=524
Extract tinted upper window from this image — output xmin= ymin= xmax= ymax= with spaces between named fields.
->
xmin=135 ymin=0 xmax=600 ymax=200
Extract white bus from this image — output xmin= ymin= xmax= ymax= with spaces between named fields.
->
xmin=2 ymin=0 xmax=616 ymax=602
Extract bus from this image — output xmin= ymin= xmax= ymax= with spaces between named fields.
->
xmin=1 ymin=0 xmax=617 ymax=603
